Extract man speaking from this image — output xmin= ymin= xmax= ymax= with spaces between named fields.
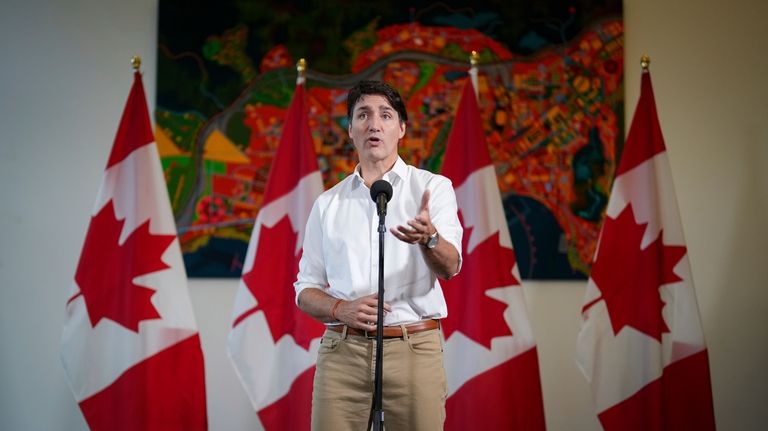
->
xmin=295 ymin=80 xmax=462 ymax=430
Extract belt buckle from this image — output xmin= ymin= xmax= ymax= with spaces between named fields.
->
xmin=364 ymin=330 xmax=376 ymax=339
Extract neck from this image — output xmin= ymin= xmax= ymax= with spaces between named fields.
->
xmin=359 ymin=156 xmax=397 ymax=187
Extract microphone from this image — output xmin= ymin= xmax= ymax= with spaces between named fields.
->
xmin=370 ymin=180 xmax=393 ymax=217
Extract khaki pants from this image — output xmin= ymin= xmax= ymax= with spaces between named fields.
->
xmin=311 ymin=326 xmax=447 ymax=431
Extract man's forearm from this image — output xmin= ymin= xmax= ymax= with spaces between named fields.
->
xmin=421 ymin=239 xmax=460 ymax=280
xmin=297 ymin=288 xmax=338 ymax=323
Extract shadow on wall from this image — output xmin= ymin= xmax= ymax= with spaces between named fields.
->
xmin=708 ymin=135 xmax=768 ymax=429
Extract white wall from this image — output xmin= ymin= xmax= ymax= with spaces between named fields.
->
xmin=1 ymin=0 xmax=766 ymax=430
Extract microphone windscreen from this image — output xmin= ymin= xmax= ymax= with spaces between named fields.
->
xmin=370 ymin=179 xmax=393 ymax=203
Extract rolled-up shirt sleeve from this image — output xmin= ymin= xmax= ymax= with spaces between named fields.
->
xmin=428 ymin=176 xmax=463 ymax=274
xmin=294 ymin=198 xmax=328 ymax=303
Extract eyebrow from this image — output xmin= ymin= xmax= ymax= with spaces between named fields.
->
xmin=354 ymin=104 xmax=395 ymax=114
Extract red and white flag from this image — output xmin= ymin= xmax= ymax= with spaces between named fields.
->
xmin=60 ymin=71 xmax=207 ymax=430
xmin=577 ymin=69 xmax=716 ymax=430
xmin=227 ymin=77 xmax=325 ymax=430
xmin=440 ymin=76 xmax=547 ymax=430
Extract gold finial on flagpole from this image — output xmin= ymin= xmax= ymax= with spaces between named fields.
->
xmin=640 ymin=54 xmax=650 ymax=71
xmin=131 ymin=56 xmax=142 ymax=71
xmin=296 ymin=58 xmax=307 ymax=85
xmin=297 ymin=58 xmax=307 ymax=77
xmin=470 ymin=50 xmax=480 ymax=66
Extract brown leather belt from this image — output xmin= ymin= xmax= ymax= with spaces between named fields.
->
xmin=328 ymin=319 xmax=440 ymax=339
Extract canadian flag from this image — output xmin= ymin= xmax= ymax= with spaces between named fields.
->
xmin=60 ymin=71 xmax=207 ymax=430
xmin=576 ymin=69 xmax=716 ymax=430
xmin=227 ymin=78 xmax=325 ymax=430
xmin=440 ymin=76 xmax=547 ymax=429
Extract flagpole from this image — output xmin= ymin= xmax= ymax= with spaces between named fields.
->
xmin=296 ymin=57 xmax=306 ymax=86
xmin=469 ymin=50 xmax=479 ymax=101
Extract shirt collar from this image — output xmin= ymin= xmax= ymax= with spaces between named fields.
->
xmin=352 ymin=156 xmax=407 ymax=188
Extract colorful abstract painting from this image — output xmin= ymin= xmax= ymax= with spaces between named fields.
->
xmin=157 ymin=0 xmax=623 ymax=278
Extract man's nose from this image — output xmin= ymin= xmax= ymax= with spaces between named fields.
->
xmin=368 ymin=116 xmax=382 ymax=132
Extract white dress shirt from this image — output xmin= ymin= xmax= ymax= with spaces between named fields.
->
xmin=294 ymin=157 xmax=463 ymax=325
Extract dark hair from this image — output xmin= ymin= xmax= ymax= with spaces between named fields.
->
xmin=346 ymin=80 xmax=408 ymax=124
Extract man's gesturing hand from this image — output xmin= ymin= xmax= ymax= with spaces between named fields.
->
xmin=391 ymin=189 xmax=435 ymax=246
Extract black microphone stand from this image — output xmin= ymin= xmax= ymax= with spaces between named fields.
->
xmin=368 ymin=180 xmax=391 ymax=431
xmin=371 ymin=205 xmax=386 ymax=431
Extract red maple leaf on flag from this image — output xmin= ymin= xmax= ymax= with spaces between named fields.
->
xmin=74 ymin=200 xmax=176 ymax=332
xmin=241 ymin=216 xmax=325 ymax=350
xmin=442 ymin=215 xmax=518 ymax=348
xmin=590 ymin=204 xmax=687 ymax=342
